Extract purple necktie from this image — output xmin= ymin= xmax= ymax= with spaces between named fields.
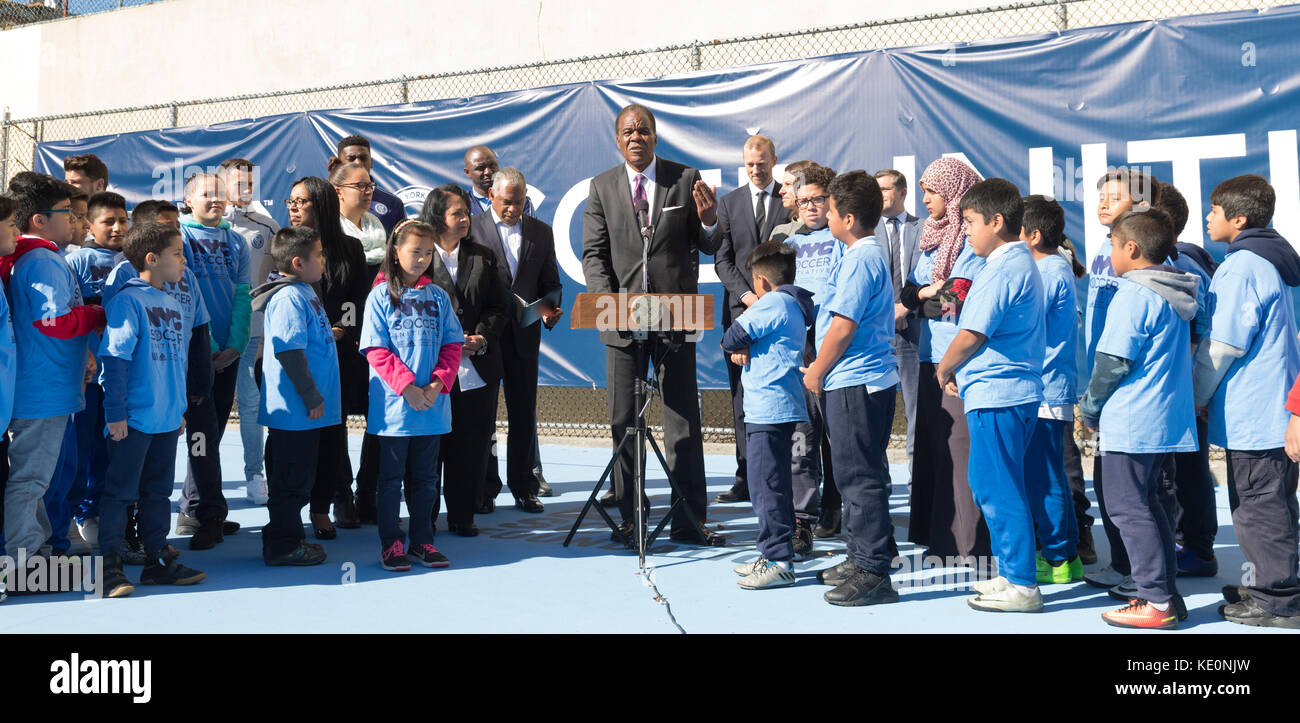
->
xmin=633 ymin=174 xmax=647 ymax=209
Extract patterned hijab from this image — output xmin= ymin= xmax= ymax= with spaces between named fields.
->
xmin=918 ymin=157 xmax=983 ymax=282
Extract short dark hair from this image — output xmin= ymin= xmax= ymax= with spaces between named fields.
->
xmin=1112 ymin=208 xmax=1175 ymax=264
xmin=123 ymin=222 xmax=181 ymax=271
xmin=271 ymin=226 xmax=320 ymax=274
xmin=63 ymin=154 xmax=109 ymax=184
xmin=959 ymin=178 xmax=1023 ymax=236
xmin=418 ymin=183 xmax=472 ymax=238
xmin=614 ymin=104 xmax=656 ymax=134
xmin=826 ymin=170 xmax=883 ymax=231
xmin=7 ymin=172 xmax=77 ymax=233
xmin=131 ymin=199 xmax=178 ymax=226
xmin=218 ymin=157 xmax=255 ymax=172
xmin=0 ymin=194 xmax=14 ymax=223
xmin=874 ymin=169 xmax=907 ymax=192
xmin=1210 ymin=174 xmax=1275 ymax=229
xmin=1021 ymin=195 xmax=1064 ymax=251
xmin=87 ymin=191 xmax=127 ymax=221
xmin=69 ymin=189 xmax=88 ymax=203
xmin=336 ymin=135 xmax=371 ymax=154
xmin=796 ymin=164 xmax=836 ymax=193
xmin=1096 ymin=167 xmax=1160 ymax=207
xmin=1153 ymin=181 xmax=1189 ymax=236
xmin=746 ymin=240 xmax=797 ymax=287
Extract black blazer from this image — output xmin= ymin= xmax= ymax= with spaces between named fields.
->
xmin=712 ymin=181 xmax=783 ymax=326
xmin=469 ymin=211 xmax=563 ymax=358
xmin=581 ymin=157 xmax=720 ymax=347
xmin=314 ymin=234 xmax=371 ymax=416
xmin=427 ymin=238 xmax=509 ymax=388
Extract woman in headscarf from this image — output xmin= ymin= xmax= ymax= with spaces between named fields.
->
xmin=898 ymin=157 xmax=992 ymax=561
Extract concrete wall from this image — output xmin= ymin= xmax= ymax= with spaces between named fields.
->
xmin=0 ymin=0 xmax=994 ymax=119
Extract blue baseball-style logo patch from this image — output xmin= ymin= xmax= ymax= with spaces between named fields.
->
xmin=372 ymin=203 xmax=388 ymax=216
xmin=251 ymin=234 xmax=266 ymax=250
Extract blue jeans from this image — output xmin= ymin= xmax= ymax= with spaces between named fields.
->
xmin=376 ymin=434 xmax=440 ymax=550
xmin=966 ymin=403 xmax=1037 ymax=587
xmin=236 ymin=337 xmax=265 ymax=480
xmin=1025 ymin=417 xmax=1078 ymax=563
xmin=71 ymin=383 xmax=108 ymax=524
xmin=99 ymin=426 xmax=181 ymax=560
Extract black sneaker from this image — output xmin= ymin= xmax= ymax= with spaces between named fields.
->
xmin=189 ymin=520 xmax=224 ymax=550
xmin=120 ymin=538 xmax=147 ymax=566
xmin=1077 ymin=520 xmax=1097 ymax=565
xmin=824 ymin=568 xmax=899 ymax=607
xmin=817 ymin=558 xmax=857 ymax=586
xmin=408 ymin=542 xmax=451 ymax=568
xmin=222 ymin=520 xmax=240 ymax=535
xmin=793 ymin=520 xmax=814 ymax=561
xmin=1219 ymin=597 xmax=1300 ymax=629
xmin=381 ymin=541 xmax=411 ymax=572
xmin=264 ymin=542 xmax=327 ymax=566
xmin=100 ymin=555 xmax=134 ymax=598
xmin=140 ymin=555 xmax=206 ymax=586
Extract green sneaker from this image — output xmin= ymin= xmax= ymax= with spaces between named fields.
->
xmin=1036 ymin=553 xmax=1083 ymax=584
xmin=1067 ymin=556 xmax=1084 ymax=581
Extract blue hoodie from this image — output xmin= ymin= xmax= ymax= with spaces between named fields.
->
xmin=721 ymin=285 xmax=814 ymax=425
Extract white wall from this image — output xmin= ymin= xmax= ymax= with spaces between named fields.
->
xmin=0 ymin=0 xmax=995 ymax=120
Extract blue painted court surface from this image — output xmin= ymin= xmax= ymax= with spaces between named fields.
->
xmin=0 ymin=432 xmax=1286 ymax=634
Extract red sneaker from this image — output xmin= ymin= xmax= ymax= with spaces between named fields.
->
xmin=1102 ymin=598 xmax=1178 ymax=629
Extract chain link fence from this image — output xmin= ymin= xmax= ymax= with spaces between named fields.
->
xmin=1 ymin=0 xmax=1277 ymax=448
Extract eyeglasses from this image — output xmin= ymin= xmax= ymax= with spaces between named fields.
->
xmin=336 ymin=183 xmax=376 ymax=193
xmin=796 ymin=195 xmax=828 ymax=208
xmin=37 ymin=209 xmax=72 ymax=215
xmin=283 ymin=199 xmax=311 ymax=209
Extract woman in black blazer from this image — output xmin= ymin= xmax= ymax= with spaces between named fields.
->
xmin=419 ymin=184 xmax=509 ymax=537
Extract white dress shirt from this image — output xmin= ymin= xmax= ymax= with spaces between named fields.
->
xmin=623 ymin=157 xmax=716 ymax=235
xmin=437 ymin=242 xmax=486 ymax=391
xmin=490 ymin=208 xmax=522 ymax=281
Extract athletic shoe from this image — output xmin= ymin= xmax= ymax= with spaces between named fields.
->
xmin=175 ymin=511 xmax=199 ymax=536
xmin=119 ymin=540 xmax=147 ymax=566
xmin=738 ymin=560 xmax=796 ymax=589
xmin=1083 ymin=564 xmax=1126 ymax=588
xmin=1076 ymin=522 xmax=1098 ymax=565
xmin=813 ymin=506 xmax=841 ymax=538
xmin=817 ymin=558 xmax=856 ymax=586
xmin=1176 ymin=547 xmax=1218 ymax=577
xmin=189 ymin=520 xmax=224 ymax=551
xmin=734 ymin=558 xmax=768 ymax=576
xmin=973 ymin=575 xmax=1012 ymax=596
xmin=66 ymin=521 xmax=92 ymax=555
xmin=140 ymin=555 xmax=206 ymax=586
xmin=1102 ymin=598 xmax=1177 ymax=629
xmin=792 ymin=520 xmax=814 ymax=561
xmin=76 ymin=517 xmax=99 ymax=547
xmin=246 ymin=473 xmax=269 ymax=505
xmin=1222 ymin=584 xmax=1249 ymax=604
xmin=1219 ymin=598 xmax=1300 ymax=629
xmin=968 ymin=583 xmax=1043 ymax=613
xmin=1107 ymin=576 xmax=1138 ymax=601
xmin=100 ymin=557 xmax=134 ymax=598
xmin=264 ymin=542 xmax=327 ymax=566
xmin=408 ymin=543 xmax=450 ymax=568
xmin=824 ymin=568 xmax=899 ymax=607
xmin=1036 ymin=554 xmax=1085 ymax=584
xmin=381 ymin=541 xmax=411 ymax=572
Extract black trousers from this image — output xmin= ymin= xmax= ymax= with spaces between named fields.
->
xmin=1226 ymin=447 xmax=1300 ymax=616
xmin=263 ymin=427 xmax=319 ymax=557
xmin=606 ymin=339 xmax=707 ymax=535
xmin=307 ymin=424 xmax=352 ymax=514
xmin=440 ymin=383 xmax=498 ymax=527
xmin=825 ymin=384 xmax=896 ymax=576
xmin=1095 ymin=450 xmax=1179 ymax=576
xmin=179 ymin=390 xmax=229 ymax=522
xmin=490 ymin=331 xmax=540 ymax=500
xmin=1173 ymin=417 xmax=1217 ymax=561
xmin=1101 ymin=452 xmax=1180 ymax=604
xmin=791 ymin=386 xmax=823 ymax=521
xmin=1063 ymin=425 xmax=1094 ymax=531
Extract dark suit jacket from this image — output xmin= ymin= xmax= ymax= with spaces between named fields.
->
xmin=469 ymin=211 xmax=562 ymax=358
xmin=581 ymin=157 xmax=720 ymax=347
xmin=877 ymin=212 xmax=923 ymax=343
xmin=712 ymin=182 xmax=783 ymax=326
xmin=428 ymin=238 xmax=510 ymax=387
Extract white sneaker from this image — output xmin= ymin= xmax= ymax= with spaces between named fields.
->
xmin=737 ymin=560 xmax=797 ymax=590
xmin=734 ymin=558 xmax=767 ymax=576
xmin=246 ymin=474 xmax=269 ymax=505
xmin=1108 ymin=575 xmax=1139 ymax=601
xmin=77 ymin=518 xmax=99 ymax=547
xmin=973 ymin=575 xmax=1012 ymax=596
xmin=968 ymin=583 xmax=1044 ymax=613
xmin=1083 ymin=563 xmax=1127 ymax=589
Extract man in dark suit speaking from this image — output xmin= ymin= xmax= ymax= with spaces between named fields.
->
xmin=581 ymin=103 xmax=726 ymax=546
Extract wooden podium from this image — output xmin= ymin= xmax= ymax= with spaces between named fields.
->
xmin=563 ymin=291 xmax=715 ymax=567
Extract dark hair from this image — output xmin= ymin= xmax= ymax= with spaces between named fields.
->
xmin=63 ymin=153 xmax=109 ymax=184
xmin=328 ymin=162 xmax=370 ymax=187
xmin=0 ymin=194 xmax=14 ymax=223
xmin=1096 ymin=167 xmax=1160 ymax=207
xmin=1153 ymin=182 xmax=1189 ymax=236
xmin=746 ymin=240 xmax=797 ymax=287
xmin=1059 ymin=237 xmax=1087 ymax=278
xmin=381 ymin=220 xmax=438 ymax=305
xmin=69 ymin=189 xmax=88 ymax=203
xmin=87 ymin=191 xmax=127 ymax=221
xmin=1021 ymin=195 xmax=1065 ymax=251
xmin=959 ymin=178 xmax=1023 ymax=236
xmin=123 ymin=222 xmax=181 ymax=271
xmin=270 ymin=226 xmax=320 ymax=274
xmin=874 ymin=168 xmax=907 ymax=192
xmin=826 ymin=170 xmax=883 ymax=232
xmin=614 ymin=104 xmax=656 ymax=134
xmin=291 ymin=176 xmax=360 ymax=289
xmin=336 ymin=135 xmax=371 ymax=155
xmin=794 ymin=164 xmax=836 ymax=194
xmin=418 ymin=183 xmax=472 ymax=239
xmin=1210 ymin=174 xmax=1275 ymax=229
xmin=131 ymin=199 xmax=178 ymax=226
xmin=7 ymin=172 xmax=77 ymax=233
xmin=218 ymin=157 xmax=254 ymax=172
xmin=1112 ymin=208 xmax=1175 ymax=264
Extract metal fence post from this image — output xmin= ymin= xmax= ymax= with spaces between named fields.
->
xmin=1055 ymin=2 xmax=1068 ymax=31
xmin=399 ymin=76 xmax=410 ymax=104
xmin=690 ymin=42 xmax=701 ymax=70
xmin=1 ymin=108 xmax=9 ymax=188
xmin=169 ymin=103 xmax=179 ymax=128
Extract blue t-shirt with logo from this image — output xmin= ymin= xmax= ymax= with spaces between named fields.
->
xmin=0 ymin=289 xmax=15 ymax=432
xmin=66 ymin=246 xmax=119 ymax=301
xmin=733 ymin=290 xmax=809 ymax=425
xmin=360 ymin=281 xmax=463 ymax=437
xmin=9 ymin=245 xmax=88 ymax=419
xmin=815 ymin=237 xmax=898 ymax=392
xmin=1095 ymin=279 xmax=1197 ymax=454
xmin=98 ymin=280 xmax=189 ymax=433
xmin=1037 ymin=253 xmax=1079 ymax=407
xmin=1085 ymin=249 xmax=1120 ymax=379
xmin=260 ymin=281 xmax=341 ymax=431
xmin=913 ymin=240 xmax=987 ymax=363
xmin=181 ymin=222 xmax=250 ymax=350
xmin=103 ymin=258 xmax=210 ymax=345
xmin=956 ymin=243 xmax=1045 ymax=411
xmin=1206 ymin=249 xmax=1300 ymax=450
xmin=782 ymin=226 xmax=843 ymax=317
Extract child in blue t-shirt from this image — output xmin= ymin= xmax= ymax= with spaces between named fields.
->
xmin=251 ymin=227 xmax=339 ymax=567
xmin=801 ymin=171 xmax=900 ymax=608
xmin=0 ymin=196 xmax=17 ymax=439
xmin=1195 ymin=174 xmax=1300 ymax=629
xmin=1080 ymin=209 xmax=1198 ymax=630
xmin=1020 ymin=196 xmax=1083 ymax=585
xmin=360 ymin=221 xmax=463 ymax=571
xmin=721 ymin=240 xmax=814 ymax=589
xmin=936 ymin=179 xmax=1045 ymax=613
xmin=96 ymin=222 xmax=207 ymax=598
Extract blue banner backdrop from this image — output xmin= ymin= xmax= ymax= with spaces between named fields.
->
xmin=35 ymin=6 xmax=1300 ymax=388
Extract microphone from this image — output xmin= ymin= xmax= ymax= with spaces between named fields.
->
xmin=634 ymin=198 xmax=650 ymax=239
